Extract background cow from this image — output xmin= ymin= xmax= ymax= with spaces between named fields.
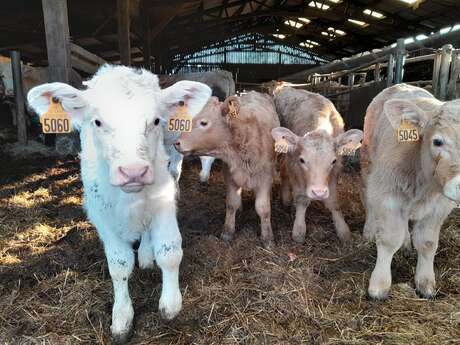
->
xmin=27 ymin=65 xmax=211 ymax=343
xmin=272 ymin=87 xmax=362 ymax=244
xmin=161 ymin=70 xmax=236 ymax=183
xmin=175 ymin=92 xmax=279 ymax=248
xmin=361 ymin=83 xmax=460 ymax=300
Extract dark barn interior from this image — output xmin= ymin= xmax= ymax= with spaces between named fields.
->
xmin=1 ymin=1 xmax=460 ymax=345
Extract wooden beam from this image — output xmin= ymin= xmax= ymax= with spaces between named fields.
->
xmin=41 ymin=0 xmax=72 ymax=82
xmin=70 ymin=43 xmax=107 ymax=74
xmin=10 ymin=51 xmax=27 ymax=145
xmin=117 ymin=0 xmax=131 ymax=65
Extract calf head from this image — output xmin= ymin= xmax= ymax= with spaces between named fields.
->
xmin=272 ymin=127 xmax=363 ymax=200
xmin=28 ymin=65 xmax=211 ymax=193
xmin=385 ymin=98 xmax=460 ymax=203
xmin=175 ymin=96 xmax=229 ymax=157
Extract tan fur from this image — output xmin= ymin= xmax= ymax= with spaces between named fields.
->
xmin=273 ymin=87 xmax=362 ymax=244
xmin=361 ymin=83 xmax=460 ymax=300
xmin=176 ymin=91 xmax=280 ymax=248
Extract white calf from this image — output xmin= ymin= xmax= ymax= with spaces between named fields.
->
xmin=27 ymin=65 xmax=211 ymax=343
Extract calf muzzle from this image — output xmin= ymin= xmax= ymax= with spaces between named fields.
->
xmin=114 ymin=163 xmax=154 ymax=193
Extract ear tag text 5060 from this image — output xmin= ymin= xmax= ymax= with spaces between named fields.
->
xmin=168 ymin=103 xmax=192 ymax=132
xmin=40 ymin=97 xmax=72 ymax=134
xmin=397 ymin=121 xmax=419 ymax=143
xmin=274 ymin=138 xmax=289 ymax=153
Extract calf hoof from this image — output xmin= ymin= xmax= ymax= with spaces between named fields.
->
xmin=415 ymin=279 xmax=436 ymax=299
xmin=199 ymin=173 xmax=210 ymax=183
xmin=221 ymin=231 xmax=234 ymax=243
xmin=159 ymin=292 xmax=182 ymax=320
xmin=368 ymin=287 xmax=390 ymax=301
xmin=262 ymin=239 xmax=275 ymax=250
xmin=292 ymin=233 xmax=306 ymax=244
xmin=338 ymin=231 xmax=352 ymax=244
xmin=112 ymin=328 xmax=133 ymax=345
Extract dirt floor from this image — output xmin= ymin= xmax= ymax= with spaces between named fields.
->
xmin=0 ymin=149 xmax=459 ymax=345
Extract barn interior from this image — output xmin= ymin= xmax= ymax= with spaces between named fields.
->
xmin=1 ymin=1 xmax=460 ymax=345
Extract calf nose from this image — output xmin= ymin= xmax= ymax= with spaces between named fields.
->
xmin=174 ymin=141 xmax=181 ymax=149
xmin=118 ymin=164 xmax=150 ymax=183
xmin=311 ymin=188 xmax=329 ymax=199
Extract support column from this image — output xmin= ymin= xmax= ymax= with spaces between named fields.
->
xmin=439 ymin=44 xmax=453 ymax=101
xmin=117 ymin=0 xmax=131 ymax=66
xmin=10 ymin=51 xmax=27 ymax=145
xmin=394 ymin=38 xmax=406 ymax=84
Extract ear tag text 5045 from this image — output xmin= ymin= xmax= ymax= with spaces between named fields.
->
xmin=40 ymin=97 xmax=72 ymax=134
xmin=274 ymin=138 xmax=289 ymax=153
xmin=228 ymin=100 xmax=238 ymax=119
xmin=168 ymin=102 xmax=192 ymax=132
xmin=397 ymin=121 xmax=419 ymax=143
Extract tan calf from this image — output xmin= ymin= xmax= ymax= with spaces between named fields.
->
xmin=273 ymin=87 xmax=362 ymax=244
xmin=175 ymin=91 xmax=280 ymax=248
xmin=361 ymin=83 xmax=460 ymax=300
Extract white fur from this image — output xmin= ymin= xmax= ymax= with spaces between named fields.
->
xmin=27 ymin=65 xmax=211 ymax=341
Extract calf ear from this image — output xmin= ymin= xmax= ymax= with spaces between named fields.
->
xmin=384 ymin=98 xmax=429 ymax=129
xmin=160 ymin=80 xmax=211 ymax=118
xmin=221 ymin=96 xmax=240 ymax=119
xmin=27 ymin=82 xmax=87 ymax=129
xmin=271 ymin=127 xmax=299 ymax=152
xmin=335 ymin=129 xmax=363 ymax=155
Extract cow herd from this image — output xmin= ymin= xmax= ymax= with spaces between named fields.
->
xmin=26 ymin=65 xmax=460 ymax=343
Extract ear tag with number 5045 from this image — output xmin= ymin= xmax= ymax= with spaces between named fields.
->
xmin=168 ymin=102 xmax=192 ymax=132
xmin=397 ymin=120 xmax=419 ymax=143
xmin=40 ymin=97 xmax=72 ymax=134
xmin=274 ymin=138 xmax=289 ymax=153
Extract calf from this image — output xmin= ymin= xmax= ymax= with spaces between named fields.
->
xmin=27 ymin=65 xmax=211 ymax=343
xmin=272 ymin=87 xmax=362 ymax=243
xmin=161 ymin=70 xmax=236 ymax=183
xmin=175 ymin=92 xmax=280 ymax=248
xmin=361 ymin=83 xmax=460 ymax=300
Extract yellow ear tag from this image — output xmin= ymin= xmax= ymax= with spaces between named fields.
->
xmin=274 ymin=138 xmax=289 ymax=154
xmin=40 ymin=97 xmax=72 ymax=134
xmin=228 ymin=101 xmax=238 ymax=119
xmin=397 ymin=121 xmax=419 ymax=143
xmin=168 ymin=103 xmax=192 ymax=132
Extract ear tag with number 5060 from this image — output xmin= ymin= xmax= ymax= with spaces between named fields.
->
xmin=397 ymin=121 xmax=419 ymax=143
xmin=168 ymin=102 xmax=192 ymax=132
xmin=274 ymin=138 xmax=289 ymax=153
xmin=40 ymin=97 xmax=72 ymax=134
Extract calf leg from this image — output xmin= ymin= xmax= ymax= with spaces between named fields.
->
xmin=221 ymin=178 xmax=242 ymax=242
xmin=199 ymin=156 xmax=215 ymax=183
xmin=413 ymin=216 xmax=443 ymax=298
xmin=323 ymin=177 xmax=351 ymax=243
xmin=151 ymin=210 xmax=183 ymax=320
xmin=138 ymin=230 xmax=154 ymax=269
xmin=255 ymin=183 xmax=274 ymax=249
xmin=280 ymin=162 xmax=292 ymax=208
xmin=292 ymin=195 xmax=310 ymax=244
xmin=102 ymin=234 xmax=135 ymax=344
xmin=368 ymin=200 xmax=407 ymax=300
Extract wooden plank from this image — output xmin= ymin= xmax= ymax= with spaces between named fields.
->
xmin=117 ymin=0 xmax=131 ymax=66
xmin=447 ymin=52 xmax=460 ymax=100
xmin=41 ymin=0 xmax=72 ymax=82
xmin=10 ymin=51 xmax=27 ymax=145
xmin=432 ymin=50 xmax=442 ymax=98
xmin=439 ymin=44 xmax=453 ymax=101
xmin=70 ymin=43 xmax=107 ymax=74
xmin=141 ymin=0 xmax=151 ymax=70
xmin=386 ymin=54 xmax=395 ymax=87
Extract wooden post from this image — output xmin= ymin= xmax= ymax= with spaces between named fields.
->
xmin=439 ymin=44 xmax=453 ymax=101
xmin=10 ymin=51 xmax=27 ymax=145
xmin=42 ymin=0 xmax=71 ymax=83
xmin=348 ymin=73 xmax=355 ymax=89
xmin=447 ymin=51 xmax=460 ymax=100
xmin=387 ymin=54 xmax=395 ymax=87
xmin=141 ymin=1 xmax=151 ymax=70
xmin=394 ymin=38 xmax=406 ymax=84
xmin=117 ymin=0 xmax=131 ymax=66
xmin=374 ymin=63 xmax=381 ymax=82
xmin=432 ymin=50 xmax=442 ymax=98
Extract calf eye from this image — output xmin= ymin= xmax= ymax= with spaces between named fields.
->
xmin=433 ymin=138 xmax=443 ymax=147
xmin=154 ymin=118 xmax=160 ymax=126
xmin=299 ymin=157 xmax=305 ymax=164
xmin=94 ymin=119 xmax=102 ymax=127
xmin=200 ymin=120 xmax=208 ymax=127
xmin=332 ymin=159 xmax=337 ymax=165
